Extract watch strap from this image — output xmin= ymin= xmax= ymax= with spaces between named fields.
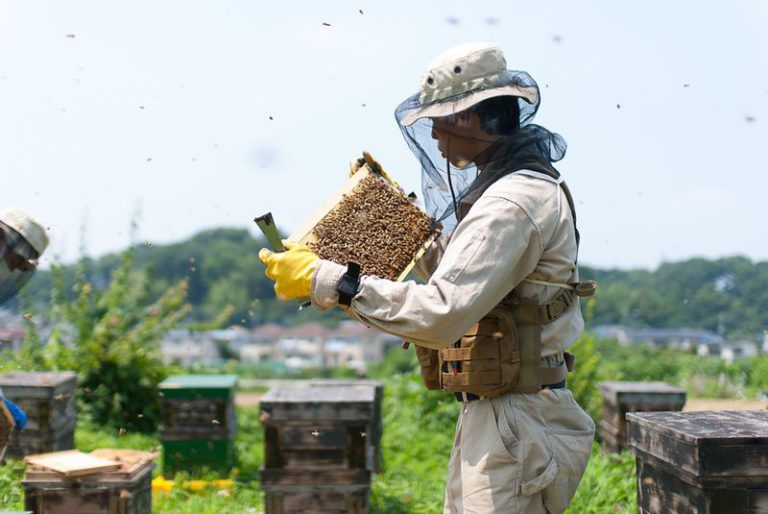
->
xmin=337 ymin=261 xmax=361 ymax=306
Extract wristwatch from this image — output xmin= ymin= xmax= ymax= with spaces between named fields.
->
xmin=337 ymin=261 xmax=361 ymax=306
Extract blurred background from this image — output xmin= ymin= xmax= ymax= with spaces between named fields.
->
xmin=2 ymin=4 xmax=768 ymax=513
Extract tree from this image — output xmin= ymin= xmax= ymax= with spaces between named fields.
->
xmin=31 ymin=249 xmax=190 ymax=432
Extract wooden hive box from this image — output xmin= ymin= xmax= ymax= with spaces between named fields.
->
xmin=598 ymin=381 xmax=686 ymax=452
xmin=288 ymin=158 xmax=440 ymax=282
xmin=308 ymin=380 xmax=384 ymax=473
xmin=158 ymin=374 xmax=238 ymax=476
xmin=0 ymin=372 xmax=77 ymax=459
xmin=627 ymin=410 xmax=768 ymax=513
xmin=259 ymin=385 xmax=376 ymax=514
xmin=23 ymin=449 xmax=155 ymax=514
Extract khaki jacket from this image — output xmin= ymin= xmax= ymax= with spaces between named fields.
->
xmin=311 ymin=170 xmax=584 ymax=356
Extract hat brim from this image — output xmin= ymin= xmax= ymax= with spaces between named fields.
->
xmin=400 ymin=85 xmax=538 ymax=127
xmin=0 ymin=208 xmax=49 ymax=256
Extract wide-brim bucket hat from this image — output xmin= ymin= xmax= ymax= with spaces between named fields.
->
xmin=0 ymin=208 xmax=49 ymax=257
xmin=400 ymin=42 xmax=539 ymax=126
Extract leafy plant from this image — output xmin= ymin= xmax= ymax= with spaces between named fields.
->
xmin=568 ymin=331 xmax=610 ymax=423
xmin=566 ymin=444 xmax=637 ymax=513
xmin=5 ymin=249 xmax=191 ymax=432
xmin=0 ymin=458 xmax=25 ymax=510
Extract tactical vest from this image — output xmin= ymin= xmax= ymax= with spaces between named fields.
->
xmin=413 ymin=283 xmax=594 ymax=397
xmin=409 ymin=172 xmax=596 ymax=397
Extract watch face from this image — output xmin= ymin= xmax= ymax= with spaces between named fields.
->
xmin=347 ymin=261 xmax=362 ymax=276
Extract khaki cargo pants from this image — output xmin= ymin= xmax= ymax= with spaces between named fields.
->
xmin=443 ymin=388 xmax=595 ymax=513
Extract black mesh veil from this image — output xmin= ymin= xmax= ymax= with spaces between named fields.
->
xmin=0 ymin=221 xmax=40 ymax=305
xmin=395 ymin=69 xmax=567 ymax=234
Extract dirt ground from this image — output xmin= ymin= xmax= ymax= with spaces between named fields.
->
xmin=235 ymin=392 xmax=263 ymax=407
xmin=683 ymin=397 xmax=767 ymax=411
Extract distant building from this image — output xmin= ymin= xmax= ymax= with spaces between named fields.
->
xmin=720 ymin=340 xmax=759 ymax=364
xmin=161 ymin=330 xmax=224 ymax=367
xmin=162 ymin=319 xmax=399 ymax=372
xmin=696 ymin=341 xmax=723 ymax=358
xmin=593 ymin=325 xmax=723 ymax=350
xmin=205 ymin=326 xmax=255 ymax=354
xmin=330 ymin=320 xmax=391 ymax=363
xmin=0 ymin=327 xmax=25 ymax=352
xmin=698 ymin=339 xmax=759 ymax=362
xmin=592 ymin=324 xmax=761 ymax=363
xmin=251 ymin=323 xmax=286 ymax=344
xmin=236 ymin=320 xmax=398 ymax=372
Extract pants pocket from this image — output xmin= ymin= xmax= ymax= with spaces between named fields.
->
xmin=542 ymin=397 xmax=595 ymax=513
xmin=489 ymin=397 xmax=520 ymax=462
xmin=522 ymin=455 xmax=558 ymax=496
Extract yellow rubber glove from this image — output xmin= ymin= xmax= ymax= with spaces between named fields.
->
xmin=258 ymin=240 xmax=319 ymax=301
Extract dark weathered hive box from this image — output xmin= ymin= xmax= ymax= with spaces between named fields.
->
xmin=260 ymin=385 xmax=376 ymax=514
xmin=598 ymin=381 xmax=686 ymax=452
xmin=263 ymin=486 xmax=369 ymax=514
xmin=23 ymin=449 xmax=154 ymax=514
xmin=0 ymin=372 xmax=77 ymax=459
xmin=308 ymin=380 xmax=384 ymax=473
xmin=627 ymin=410 xmax=768 ymax=513
xmin=158 ymin=374 xmax=238 ymax=475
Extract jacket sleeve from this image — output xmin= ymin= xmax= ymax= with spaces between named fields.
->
xmin=311 ymin=194 xmax=544 ymax=349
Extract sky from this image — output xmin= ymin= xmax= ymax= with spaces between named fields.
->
xmin=1 ymin=0 xmax=767 ymax=270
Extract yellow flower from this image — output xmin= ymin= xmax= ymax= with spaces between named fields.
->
xmin=212 ymin=479 xmax=233 ymax=491
xmin=185 ymin=480 xmax=208 ymax=492
xmin=152 ymin=476 xmax=175 ymax=494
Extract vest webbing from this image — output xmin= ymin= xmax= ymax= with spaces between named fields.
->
xmin=413 ymin=168 xmax=587 ymax=396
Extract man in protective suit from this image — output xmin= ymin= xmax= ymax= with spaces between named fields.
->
xmin=0 ymin=207 xmax=49 ymax=459
xmin=259 ymin=42 xmax=595 ymax=513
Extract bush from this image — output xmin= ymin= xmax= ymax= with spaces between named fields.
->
xmin=748 ymin=356 xmax=768 ymax=391
xmin=4 ymin=250 xmax=191 ymax=432
xmin=568 ymin=332 xmax=610 ymax=422
xmin=0 ymin=459 xmax=24 ymax=509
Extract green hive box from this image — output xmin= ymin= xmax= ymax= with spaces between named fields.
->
xmin=158 ymin=374 xmax=238 ymax=476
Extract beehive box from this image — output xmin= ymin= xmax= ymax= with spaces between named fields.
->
xmin=289 ymin=158 xmax=440 ymax=281
xmin=263 ymin=485 xmax=369 ymax=514
xmin=23 ymin=449 xmax=154 ymax=514
xmin=627 ymin=410 xmax=768 ymax=513
xmin=158 ymin=374 xmax=237 ymax=475
xmin=0 ymin=372 xmax=77 ymax=459
xmin=598 ymin=381 xmax=686 ymax=452
xmin=308 ymin=380 xmax=384 ymax=473
xmin=259 ymin=385 xmax=376 ymax=513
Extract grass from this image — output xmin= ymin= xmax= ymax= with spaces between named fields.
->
xmin=567 ymin=444 xmax=637 ymax=513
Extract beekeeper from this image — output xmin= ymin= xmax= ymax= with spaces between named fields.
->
xmin=0 ymin=207 xmax=48 ymax=450
xmin=259 ymin=42 xmax=595 ymax=513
